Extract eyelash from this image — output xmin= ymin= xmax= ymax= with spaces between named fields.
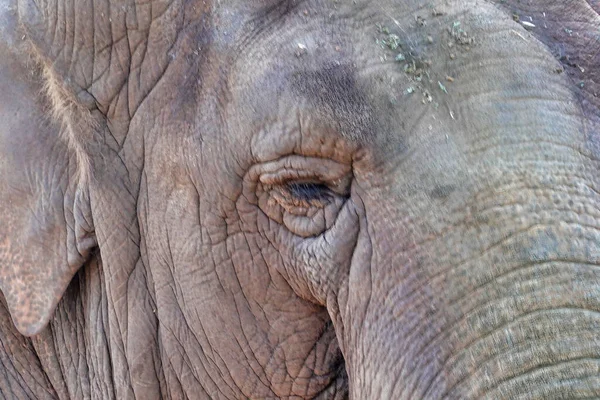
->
xmin=285 ymin=182 xmax=332 ymax=201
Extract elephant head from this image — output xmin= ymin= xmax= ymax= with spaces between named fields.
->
xmin=0 ymin=0 xmax=599 ymax=398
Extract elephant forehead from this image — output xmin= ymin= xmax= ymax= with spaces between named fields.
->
xmin=137 ymin=0 xmax=586 ymax=195
xmin=217 ymin=1 xmax=580 ymax=153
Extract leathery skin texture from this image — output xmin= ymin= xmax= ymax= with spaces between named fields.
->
xmin=0 ymin=0 xmax=599 ymax=398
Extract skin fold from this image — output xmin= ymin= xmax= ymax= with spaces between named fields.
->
xmin=0 ymin=0 xmax=599 ymax=398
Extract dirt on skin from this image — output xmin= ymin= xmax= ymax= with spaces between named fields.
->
xmin=373 ymin=1 xmax=599 ymax=133
xmin=374 ymin=9 xmax=475 ymax=109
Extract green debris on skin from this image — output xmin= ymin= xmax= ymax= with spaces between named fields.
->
xmin=403 ymin=57 xmax=434 ymax=87
xmin=376 ymin=24 xmax=432 ymax=99
xmin=449 ymin=21 xmax=473 ymax=46
xmin=377 ymin=24 xmax=390 ymax=35
xmin=376 ymin=24 xmax=403 ymax=50
xmin=383 ymin=34 xmax=402 ymax=50
xmin=378 ymin=35 xmax=401 ymax=50
xmin=403 ymin=60 xmax=428 ymax=81
xmin=438 ymin=81 xmax=448 ymax=93
xmin=375 ymin=23 xmax=456 ymax=107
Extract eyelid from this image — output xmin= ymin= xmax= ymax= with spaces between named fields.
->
xmin=260 ymin=169 xmax=324 ymax=185
xmin=255 ymin=156 xmax=352 ymax=195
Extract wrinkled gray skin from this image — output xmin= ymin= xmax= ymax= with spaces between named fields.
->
xmin=0 ymin=0 xmax=599 ymax=398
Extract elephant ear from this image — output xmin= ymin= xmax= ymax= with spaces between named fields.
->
xmin=0 ymin=4 xmax=96 ymax=336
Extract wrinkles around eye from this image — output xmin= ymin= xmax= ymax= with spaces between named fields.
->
xmin=241 ymin=155 xmax=353 ymax=237
xmin=255 ymin=156 xmax=352 ymax=197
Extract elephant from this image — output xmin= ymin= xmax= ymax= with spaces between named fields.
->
xmin=0 ymin=0 xmax=599 ymax=398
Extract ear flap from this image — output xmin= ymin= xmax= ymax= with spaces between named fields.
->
xmin=0 ymin=8 xmax=96 ymax=336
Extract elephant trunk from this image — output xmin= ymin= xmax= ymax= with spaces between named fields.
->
xmin=342 ymin=237 xmax=600 ymax=398
xmin=334 ymin=174 xmax=600 ymax=398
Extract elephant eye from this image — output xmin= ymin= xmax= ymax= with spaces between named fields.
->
xmin=286 ymin=182 xmax=332 ymax=202
xmin=270 ymin=180 xmax=337 ymax=212
xmin=243 ymin=156 xmax=352 ymax=237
